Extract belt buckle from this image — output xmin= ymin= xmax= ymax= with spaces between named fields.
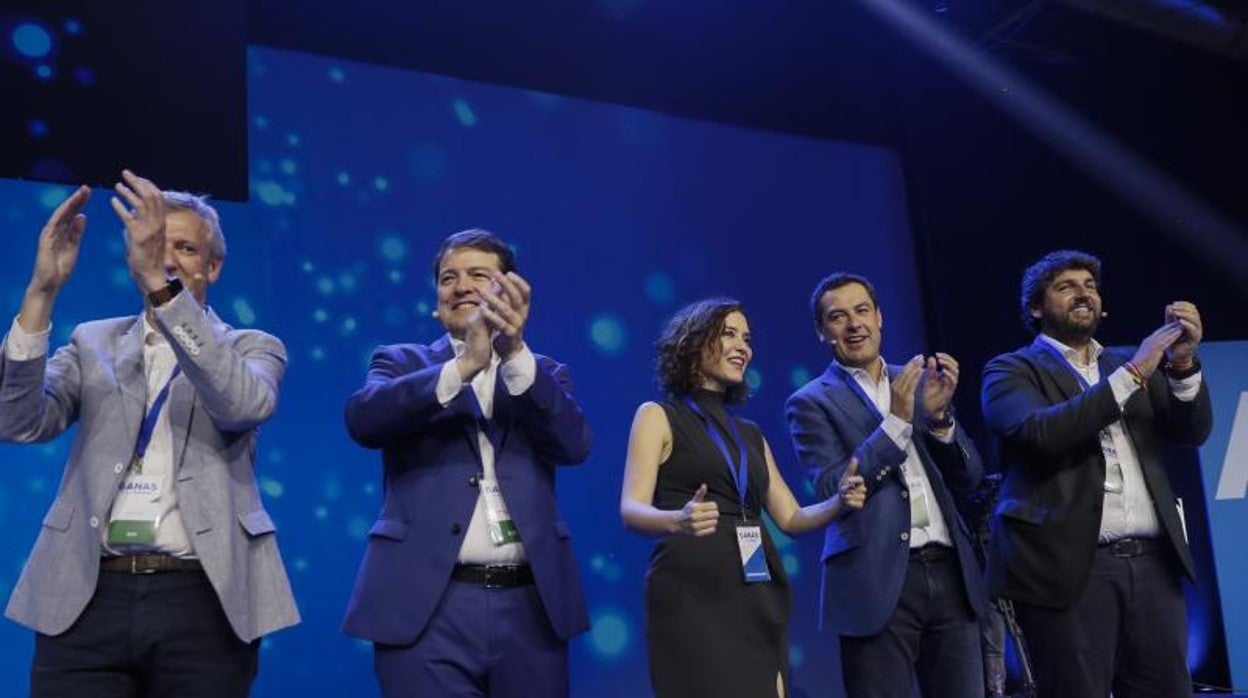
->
xmin=481 ymin=566 xmax=503 ymax=589
xmin=131 ymin=555 xmax=158 ymax=574
xmin=1111 ymin=539 xmax=1141 ymax=558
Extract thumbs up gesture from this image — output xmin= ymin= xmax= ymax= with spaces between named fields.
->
xmin=676 ymin=483 xmax=720 ymax=537
xmin=837 ymin=458 xmax=866 ymax=511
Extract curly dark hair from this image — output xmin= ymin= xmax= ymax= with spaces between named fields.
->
xmin=1019 ymin=250 xmax=1101 ymax=333
xmin=655 ymin=298 xmax=749 ymax=405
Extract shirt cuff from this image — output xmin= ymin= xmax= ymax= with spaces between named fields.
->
xmin=4 ymin=316 xmax=51 ymax=361
xmin=883 ymin=413 xmax=913 ymax=451
xmin=436 ymin=359 xmax=465 ymax=407
xmin=1108 ymin=366 xmax=1141 ymax=408
xmin=499 ymin=344 xmax=536 ymax=396
xmin=930 ymin=422 xmax=957 ymax=444
xmin=1169 ymin=372 xmax=1201 ymax=402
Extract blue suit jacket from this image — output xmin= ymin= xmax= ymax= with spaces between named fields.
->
xmin=341 ymin=336 xmax=592 ymax=644
xmin=786 ymin=362 xmax=985 ymax=636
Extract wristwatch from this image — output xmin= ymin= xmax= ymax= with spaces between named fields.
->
xmin=146 ymin=277 xmax=183 ymax=308
xmin=1162 ymin=356 xmax=1201 ymax=380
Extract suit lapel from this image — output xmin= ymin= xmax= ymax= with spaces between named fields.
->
xmin=1029 ymin=337 xmax=1083 ymax=400
xmin=113 ymin=317 xmax=147 ymax=444
xmin=819 ymin=363 xmax=883 ymax=436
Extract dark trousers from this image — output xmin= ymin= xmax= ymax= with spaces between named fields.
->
xmin=841 ymin=546 xmax=983 ymax=698
xmin=1013 ymin=542 xmax=1189 ymax=698
xmin=374 ymin=580 xmax=568 ymax=698
xmin=31 ymin=570 xmax=258 ymax=698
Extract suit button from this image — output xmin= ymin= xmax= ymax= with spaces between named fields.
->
xmin=450 ymin=523 xmax=462 ymax=535
xmin=900 ymin=490 xmax=909 ymax=499
xmin=468 ymin=476 xmax=479 ymax=488
xmin=89 ymin=516 xmax=100 ymax=529
xmin=899 ymin=531 xmax=910 ymax=542
xmin=114 ymin=462 xmax=125 ymax=474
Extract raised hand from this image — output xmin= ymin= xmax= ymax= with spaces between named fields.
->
xmin=29 ymin=186 xmax=91 ymax=296
xmin=921 ymin=352 xmax=959 ymax=421
xmin=675 ymin=483 xmax=719 ymax=537
xmin=1129 ymin=321 xmax=1183 ymax=379
xmin=889 ymin=355 xmax=924 ymax=422
xmin=455 ymin=306 xmax=494 ymax=382
xmin=110 ymin=170 xmax=168 ymax=294
xmin=19 ymin=185 xmax=92 ymax=333
xmin=480 ymin=270 xmax=531 ymax=361
xmin=837 ymin=458 xmax=867 ymax=510
xmin=1164 ymin=301 xmax=1202 ymax=365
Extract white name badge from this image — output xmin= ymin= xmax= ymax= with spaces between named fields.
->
xmin=482 ymin=479 xmax=521 ymax=546
xmin=736 ymin=524 xmax=771 ymax=583
xmin=107 ymin=475 xmax=164 ymax=546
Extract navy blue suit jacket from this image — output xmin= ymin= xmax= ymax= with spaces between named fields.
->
xmin=341 ymin=336 xmax=592 ymax=644
xmin=786 ymin=363 xmax=985 ymax=636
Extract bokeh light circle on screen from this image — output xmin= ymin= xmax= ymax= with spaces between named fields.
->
xmin=588 ymin=610 xmax=631 ymax=659
xmin=13 ymin=23 xmax=53 ymax=58
xmin=643 ymin=271 xmax=675 ymax=306
xmin=588 ymin=313 xmax=628 ymax=356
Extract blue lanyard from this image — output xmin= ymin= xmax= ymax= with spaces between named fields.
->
xmin=1036 ymin=341 xmax=1096 ymax=391
xmin=682 ymin=396 xmax=750 ymax=509
xmin=467 ymin=387 xmax=503 ymax=454
xmin=131 ymin=366 xmax=182 ymax=465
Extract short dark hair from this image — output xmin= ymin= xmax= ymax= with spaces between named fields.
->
xmin=655 ymin=298 xmax=749 ymax=405
xmin=431 ymin=228 xmax=517 ymax=280
xmin=809 ymin=272 xmax=878 ymax=329
xmin=1019 ymin=250 xmax=1102 ymax=333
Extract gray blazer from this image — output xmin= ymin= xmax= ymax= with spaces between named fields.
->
xmin=0 ymin=291 xmax=299 ymax=641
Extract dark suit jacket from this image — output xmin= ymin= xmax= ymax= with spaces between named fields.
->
xmin=341 ymin=336 xmax=592 ymax=645
xmin=981 ymin=337 xmax=1212 ymax=608
xmin=787 ymin=362 xmax=985 ymax=636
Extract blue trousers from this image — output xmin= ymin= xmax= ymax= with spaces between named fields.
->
xmin=374 ymin=580 xmax=568 ymax=698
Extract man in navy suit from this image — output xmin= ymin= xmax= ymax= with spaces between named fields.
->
xmin=787 ymin=272 xmax=985 ymax=697
xmin=343 ymin=229 xmax=591 ymax=697
xmin=981 ymin=250 xmax=1211 ymax=697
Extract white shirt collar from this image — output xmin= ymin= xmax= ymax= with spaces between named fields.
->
xmin=1038 ymin=333 xmax=1103 ymax=368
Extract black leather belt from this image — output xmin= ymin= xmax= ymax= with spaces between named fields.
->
xmin=451 ymin=564 xmax=534 ymax=588
xmin=909 ymin=544 xmax=955 ymax=562
xmin=1098 ymin=538 xmax=1160 ymax=558
xmin=100 ymin=554 xmax=203 ymax=574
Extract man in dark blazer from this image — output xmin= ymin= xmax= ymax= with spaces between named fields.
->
xmin=787 ymin=272 xmax=985 ymax=698
xmin=982 ymin=250 xmax=1211 ymax=698
xmin=343 ymin=229 xmax=592 ymax=697
xmin=0 ymin=173 xmax=299 ymax=696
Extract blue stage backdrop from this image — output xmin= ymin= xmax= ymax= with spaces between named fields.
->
xmin=1200 ymin=341 xmax=1248 ymax=689
xmin=0 ymin=47 xmax=924 ymax=696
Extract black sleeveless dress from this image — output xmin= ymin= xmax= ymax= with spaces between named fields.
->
xmin=645 ymin=389 xmax=790 ymax=697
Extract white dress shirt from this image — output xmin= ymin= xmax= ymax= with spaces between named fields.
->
xmin=435 ymin=336 xmax=536 ymax=565
xmin=1038 ymin=334 xmax=1200 ymax=542
xmin=841 ymin=357 xmax=954 ymax=548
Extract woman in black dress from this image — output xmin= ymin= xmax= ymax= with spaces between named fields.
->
xmin=620 ymin=298 xmax=866 ymax=697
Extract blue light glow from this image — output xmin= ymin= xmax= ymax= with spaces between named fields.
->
xmin=13 ymin=24 xmax=53 ymax=58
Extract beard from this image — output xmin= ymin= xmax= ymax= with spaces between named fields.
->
xmin=1039 ymin=304 xmax=1100 ymax=344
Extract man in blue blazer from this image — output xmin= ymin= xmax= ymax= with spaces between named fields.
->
xmin=0 ymin=174 xmax=298 ymax=696
xmin=982 ymin=250 xmax=1211 ymax=697
xmin=343 ymin=229 xmax=592 ymax=697
xmin=787 ymin=272 xmax=985 ymax=697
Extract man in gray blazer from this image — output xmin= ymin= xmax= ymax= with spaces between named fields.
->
xmin=0 ymin=171 xmax=299 ymax=696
